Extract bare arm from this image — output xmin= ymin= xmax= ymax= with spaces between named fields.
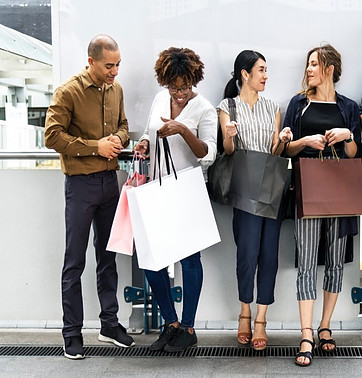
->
xmin=286 ymin=133 xmax=328 ymax=157
xmin=219 ymin=110 xmax=237 ymax=155
xmin=271 ymin=111 xmax=293 ymax=155
xmin=325 ymin=128 xmax=357 ymax=158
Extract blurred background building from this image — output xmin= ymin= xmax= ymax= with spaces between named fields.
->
xmin=0 ymin=0 xmax=51 ymax=44
xmin=0 ymin=0 xmax=52 ymax=168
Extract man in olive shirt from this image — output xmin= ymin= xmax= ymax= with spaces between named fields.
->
xmin=45 ymin=34 xmax=135 ymax=359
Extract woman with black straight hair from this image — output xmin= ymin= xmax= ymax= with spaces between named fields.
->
xmin=218 ymin=50 xmax=291 ymax=351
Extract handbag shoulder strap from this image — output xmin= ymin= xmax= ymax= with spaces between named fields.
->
xmin=216 ymin=98 xmax=238 ymax=154
xmin=227 ymin=97 xmax=246 ymax=151
xmin=228 ymin=97 xmax=237 ymax=123
xmin=216 ymin=97 xmax=246 ymax=153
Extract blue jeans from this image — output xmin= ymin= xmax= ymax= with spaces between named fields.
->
xmin=144 ymin=252 xmax=203 ymax=327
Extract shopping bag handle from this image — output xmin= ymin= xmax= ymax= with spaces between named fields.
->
xmin=153 ymin=132 xmax=177 ymax=185
xmin=318 ymin=145 xmax=340 ymax=162
xmin=163 ymin=136 xmax=177 ymax=178
xmin=128 ymin=152 xmax=144 ymax=176
xmin=272 ymin=139 xmax=291 ymax=156
xmin=125 ymin=153 xmax=146 ymax=186
xmin=125 ymin=152 xmax=142 ymax=181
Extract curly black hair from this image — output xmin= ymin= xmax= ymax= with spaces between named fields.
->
xmin=154 ymin=47 xmax=204 ymax=87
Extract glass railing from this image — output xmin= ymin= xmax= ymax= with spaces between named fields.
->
xmin=0 ymin=121 xmax=50 ymax=169
xmin=0 ymin=122 xmax=147 ymax=174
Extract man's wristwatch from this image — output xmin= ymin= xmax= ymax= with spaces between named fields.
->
xmin=344 ymin=132 xmax=354 ymax=143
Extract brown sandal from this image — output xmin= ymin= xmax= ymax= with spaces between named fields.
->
xmin=237 ymin=315 xmax=252 ymax=345
xmin=251 ymin=321 xmax=268 ymax=351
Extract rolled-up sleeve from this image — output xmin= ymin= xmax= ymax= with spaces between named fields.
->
xmin=197 ymin=106 xmax=217 ymax=167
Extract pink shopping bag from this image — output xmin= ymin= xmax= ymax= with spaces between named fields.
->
xmin=107 ymin=163 xmax=147 ymax=255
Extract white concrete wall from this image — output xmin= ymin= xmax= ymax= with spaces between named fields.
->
xmin=0 ymin=169 xmax=359 ymax=328
xmin=52 ymin=0 xmax=362 ymax=128
xmin=0 ymin=169 xmax=132 ymax=328
xmin=2 ymin=0 xmax=361 ymax=329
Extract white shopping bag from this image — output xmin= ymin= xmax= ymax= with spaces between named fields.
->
xmin=127 ymin=166 xmax=220 ymax=271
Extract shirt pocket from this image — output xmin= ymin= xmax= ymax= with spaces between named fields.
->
xmin=259 ymin=121 xmax=275 ymax=137
xmin=259 ymin=122 xmax=275 ymax=148
xmin=259 ymin=120 xmax=275 ymax=131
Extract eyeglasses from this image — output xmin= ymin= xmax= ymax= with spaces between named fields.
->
xmin=168 ymin=85 xmax=191 ymax=94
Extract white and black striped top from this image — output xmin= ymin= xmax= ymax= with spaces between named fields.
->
xmin=218 ymin=96 xmax=279 ymax=153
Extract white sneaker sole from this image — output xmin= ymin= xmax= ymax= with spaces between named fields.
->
xmin=63 ymin=347 xmax=85 ymax=360
xmin=98 ymin=334 xmax=135 ymax=348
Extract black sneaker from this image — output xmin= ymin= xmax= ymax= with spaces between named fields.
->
xmin=98 ymin=323 xmax=135 ymax=347
xmin=63 ymin=335 xmax=84 ymax=360
xmin=164 ymin=327 xmax=197 ymax=352
xmin=149 ymin=323 xmax=179 ymax=351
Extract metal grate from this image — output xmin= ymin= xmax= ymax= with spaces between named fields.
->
xmin=1 ymin=345 xmax=362 ymax=358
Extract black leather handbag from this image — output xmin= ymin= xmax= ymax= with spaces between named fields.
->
xmin=207 ymin=98 xmax=240 ymax=205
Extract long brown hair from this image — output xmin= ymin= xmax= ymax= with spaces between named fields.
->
xmin=300 ymin=43 xmax=342 ymax=97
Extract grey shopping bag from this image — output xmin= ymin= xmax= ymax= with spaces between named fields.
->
xmin=229 ymin=149 xmax=289 ymax=219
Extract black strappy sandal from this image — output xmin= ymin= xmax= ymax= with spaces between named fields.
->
xmin=295 ymin=328 xmax=315 ymax=367
xmin=317 ymin=327 xmax=336 ymax=353
xmin=295 ymin=339 xmax=315 ymax=367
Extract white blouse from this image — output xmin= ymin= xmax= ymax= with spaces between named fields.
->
xmin=140 ymin=89 xmax=217 ymax=181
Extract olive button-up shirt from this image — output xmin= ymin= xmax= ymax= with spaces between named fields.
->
xmin=45 ymin=68 xmax=129 ymax=175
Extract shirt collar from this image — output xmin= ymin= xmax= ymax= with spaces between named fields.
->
xmin=80 ymin=67 xmax=115 ymax=90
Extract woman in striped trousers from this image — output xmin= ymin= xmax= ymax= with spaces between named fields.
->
xmin=284 ymin=44 xmax=360 ymax=367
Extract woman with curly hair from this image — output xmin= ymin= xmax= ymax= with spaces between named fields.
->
xmin=134 ymin=47 xmax=217 ymax=352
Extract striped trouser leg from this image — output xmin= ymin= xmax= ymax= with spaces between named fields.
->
xmin=295 ymin=216 xmax=321 ymax=301
xmin=323 ymin=217 xmax=347 ymax=293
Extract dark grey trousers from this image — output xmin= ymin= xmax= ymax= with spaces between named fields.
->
xmin=62 ymin=170 xmax=120 ymax=337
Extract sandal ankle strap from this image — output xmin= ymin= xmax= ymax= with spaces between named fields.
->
xmin=238 ymin=315 xmax=251 ymax=320
xmin=301 ymin=327 xmax=313 ymax=334
xmin=254 ymin=320 xmax=267 ymax=325
xmin=317 ymin=327 xmax=332 ymax=335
